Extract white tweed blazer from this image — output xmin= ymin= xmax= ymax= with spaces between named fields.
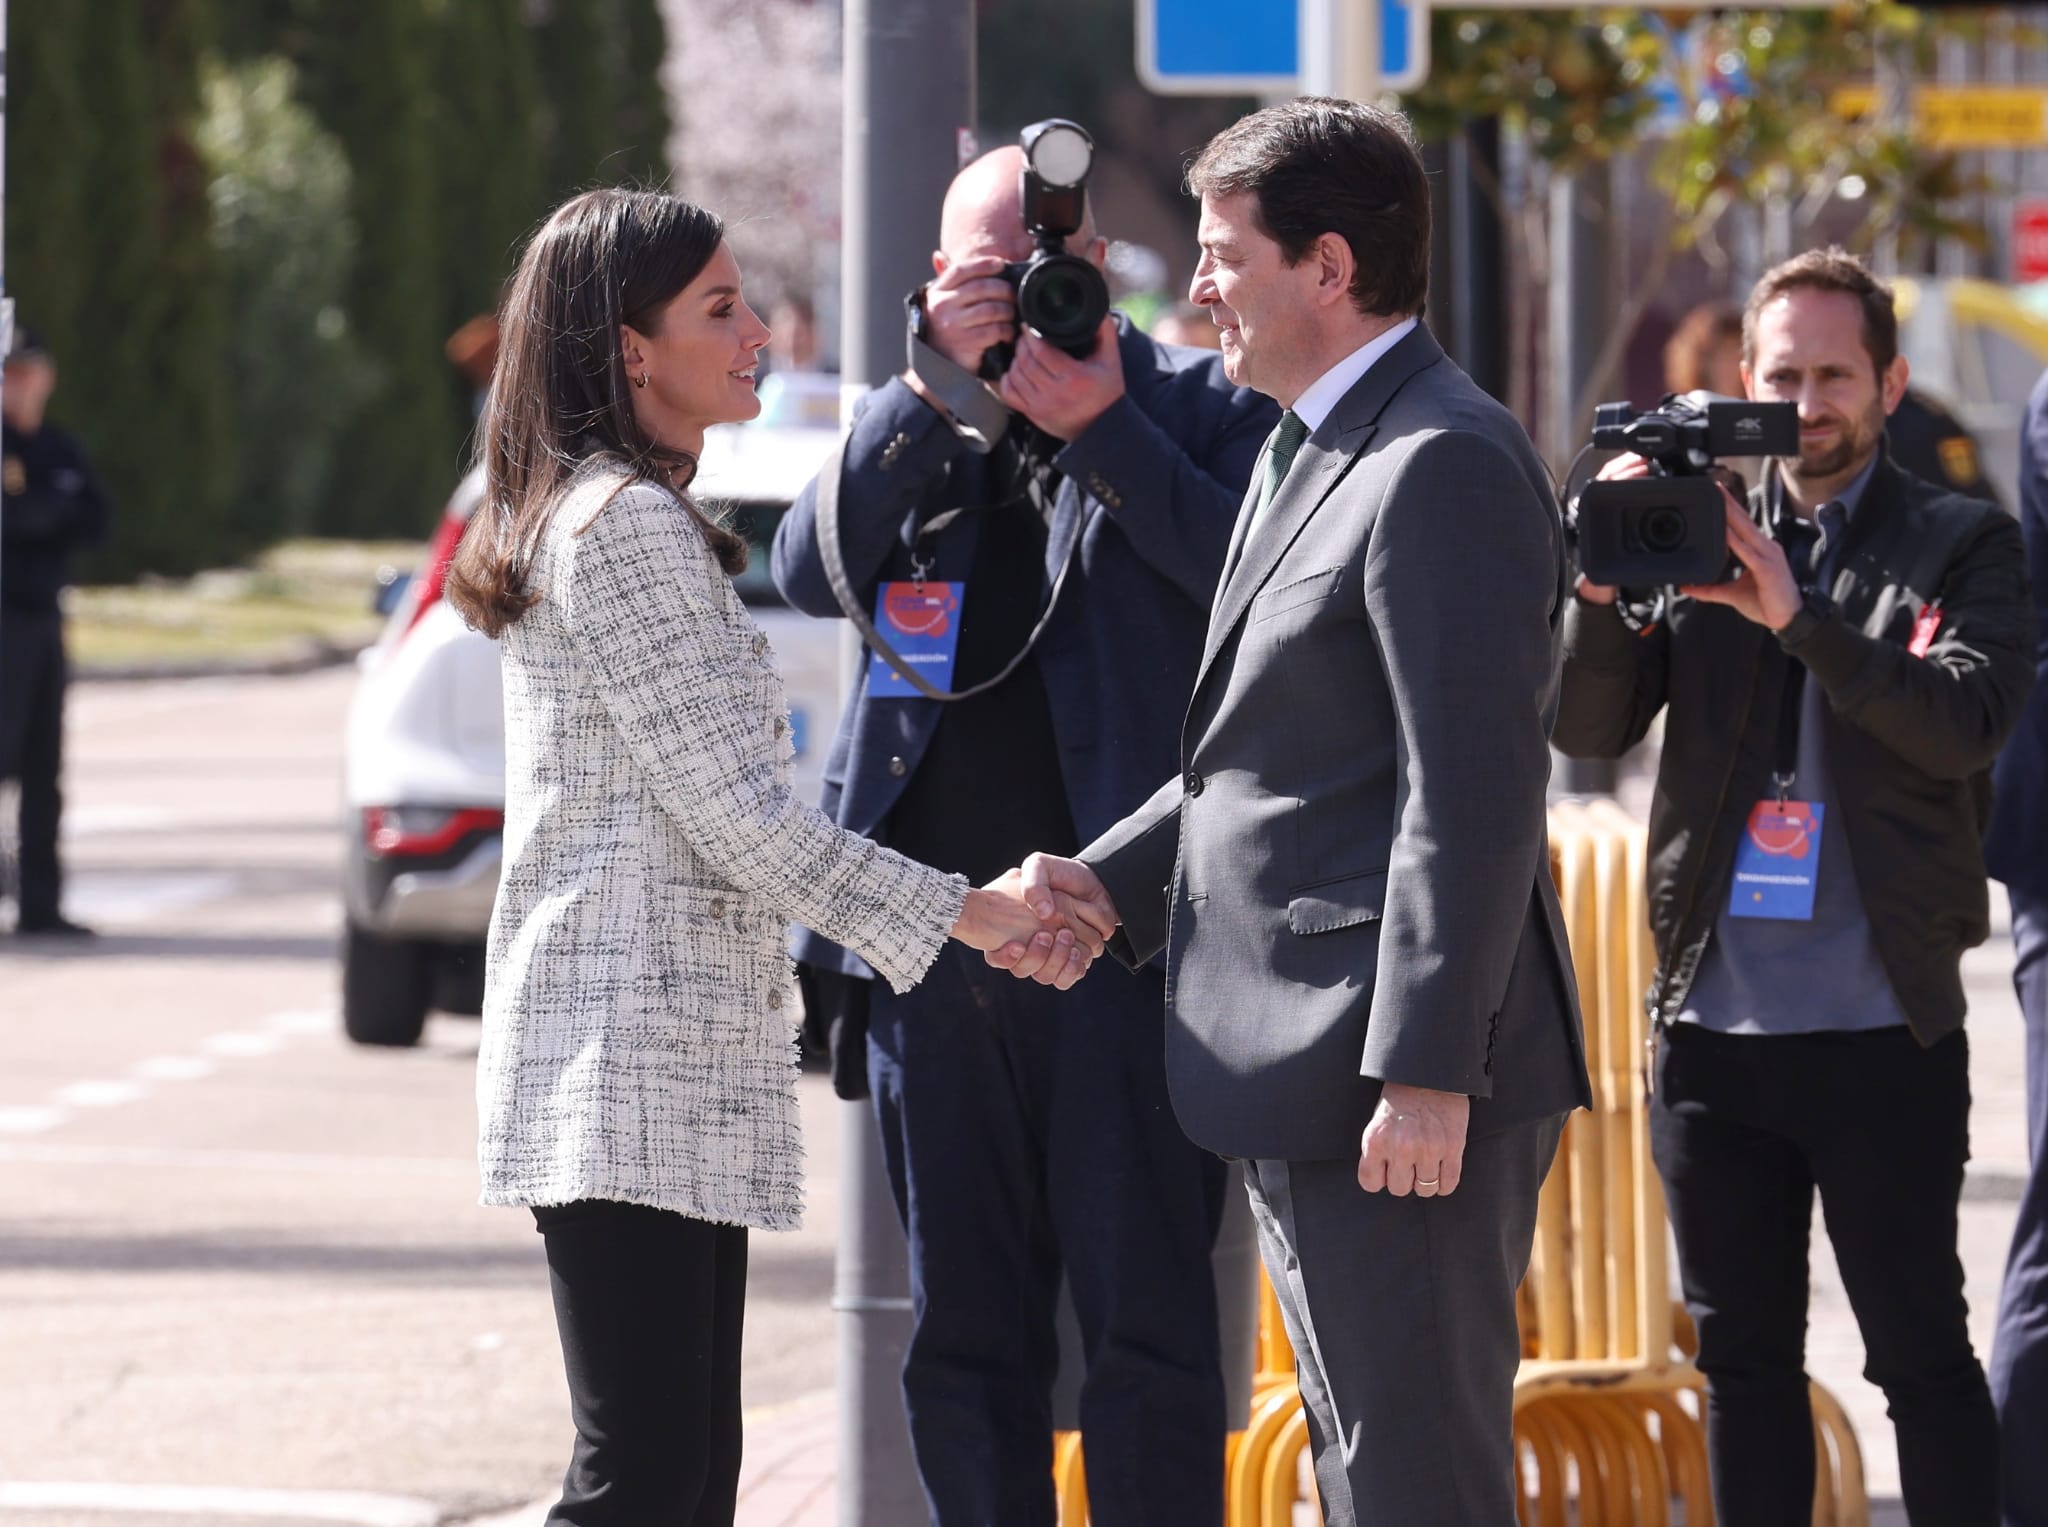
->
xmin=476 ymin=469 xmax=966 ymax=1229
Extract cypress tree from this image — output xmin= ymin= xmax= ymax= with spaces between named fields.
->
xmin=536 ymin=0 xmax=617 ymax=199
xmin=64 ymin=10 xmax=170 ymax=577
xmin=432 ymin=0 xmax=545 ymax=332
xmin=6 ymin=4 xmax=95 ymax=363
xmin=611 ymin=0 xmax=674 ymax=190
xmin=298 ymin=0 xmax=459 ymax=537
xmin=140 ymin=0 xmax=239 ymax=573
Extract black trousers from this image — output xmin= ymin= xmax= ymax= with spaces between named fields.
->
xmin=867 ymin=944 xmax=1229 ymax=1526
xmin=1651 ymin=1021 xmax=1999 ymax=1527
xmin=532 ymin=1200 xmax=748 ymax=1527
xmin=0 ymin=609 xmax=66 ymax=923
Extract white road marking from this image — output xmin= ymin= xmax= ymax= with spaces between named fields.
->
xmin=0 ymin=1142 xmax=468 ymax=1176
xmin=202 ymin=1031 xmax=287 ymax=1058
xmin=66 ymin=869 xmax=240 ymax=922
xmin=0 ymin=1107 xmax=68 ymax=1135
xmin=0 ymin=1010 xmax=332 ymax=1137
xmin=130 ymin=1055 xmax=219 ymax=1082
xmin=59 ymin=805 xmax=175 ymax=838
xmin=0 ymin=1481 xmax=439 ymax=1525
xmin=50 ymin=1080 xmax=150 ymax=1109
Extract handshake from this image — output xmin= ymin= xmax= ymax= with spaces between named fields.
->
xmin=948 ymin=854 xmax=1120 ymax=991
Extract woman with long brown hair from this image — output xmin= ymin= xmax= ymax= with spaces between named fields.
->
xmin=449 ymin=189 xmax=1103 ymax=1525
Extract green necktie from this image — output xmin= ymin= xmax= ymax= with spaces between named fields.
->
xmin=1255 ymin=410 xmax=1310 ymax=524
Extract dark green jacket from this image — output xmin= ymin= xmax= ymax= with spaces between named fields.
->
xmin=1554 ymin=453 xmax=2034 ymax=1044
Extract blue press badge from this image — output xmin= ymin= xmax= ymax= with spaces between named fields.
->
xmin=1728 ymin=800 xmax=1824 ymax=920
xmin=868 ymin=581 xmax=965 ymax=697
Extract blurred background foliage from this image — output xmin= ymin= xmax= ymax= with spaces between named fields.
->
xmin=5 ymin=0 xmax=2009 ymax=585
xmin=7 ymin=0 xmax=670 ymax=580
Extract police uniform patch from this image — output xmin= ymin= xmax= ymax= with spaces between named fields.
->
xmin=2 ymin=455 xmax=25 ymax=496
xmin=1937 ymin=433 xmax=1979 ymax=487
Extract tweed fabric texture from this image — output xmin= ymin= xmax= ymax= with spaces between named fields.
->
xmin=477 ymin=470 xmax=966 ymax=1229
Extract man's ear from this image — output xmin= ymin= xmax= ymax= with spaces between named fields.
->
xmin=1083 ymin=236 xmax=1109 ymax=273
xmin=1314 ymin=231 xmax=1355 ymax=308
xmin=1880 ymin=354 xmax=1910 ymax=416
xmin=932 ymin=249 xmax=949 ymax=278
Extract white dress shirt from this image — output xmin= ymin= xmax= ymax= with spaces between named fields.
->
xmin=1290 ymin=315 xmax=1419 ymax=433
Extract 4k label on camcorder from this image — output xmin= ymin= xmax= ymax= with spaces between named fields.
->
xmin=869 ymin=581 xmax=965 ymax=698
xmin=1728 ymin=799 xmax=1823 ymax=921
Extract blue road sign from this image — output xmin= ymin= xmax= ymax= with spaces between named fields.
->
xmin=1137 ymin=0 xmax=1429 ymax=96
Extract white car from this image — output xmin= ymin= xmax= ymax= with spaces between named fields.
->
xmin=340 ymin=406 xmax=848 ymax=1045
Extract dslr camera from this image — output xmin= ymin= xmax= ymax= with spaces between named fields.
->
xmin=1573 ymin=392 xmax=1799 ymax=587
xmin=979 ymin=118 xmax=1111 ymax=378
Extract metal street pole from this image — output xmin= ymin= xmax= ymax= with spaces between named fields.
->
xmin=1548 ymin=162 xmax=1618 ymax=796
xmin=1298 ymin=0 xmax=1380 ymax=100
xmin=1 ymin=0 xmax=12 ymax=679
xmin=836 ymin=1 xmax=973 ymax=1520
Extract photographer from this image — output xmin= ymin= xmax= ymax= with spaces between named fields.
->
xmin=772 ymin=140 xmax=1275 ymax=1523
xmin=1555 ymin=248 xmax=2032 ymax=1526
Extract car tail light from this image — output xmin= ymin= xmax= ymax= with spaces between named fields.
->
xmin=398 ymin=509 xmax=470 ymax=641
xmin=362 ymin=806 xmax=504 ymax=857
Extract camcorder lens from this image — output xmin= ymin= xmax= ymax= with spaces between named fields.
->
xmin=1639 ymin=506 xmax=1688 ymax=554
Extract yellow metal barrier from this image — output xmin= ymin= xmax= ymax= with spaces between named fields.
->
xmin=1054 ymin=803 xmax=1870 ymax=1525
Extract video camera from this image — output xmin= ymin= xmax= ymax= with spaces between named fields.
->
xmin=979 ymin=118 xmax=1111 ymax=378
xmin=1572 ymin=392 xmax=1799 ymax=587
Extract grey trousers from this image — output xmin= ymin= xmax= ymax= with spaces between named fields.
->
xmin=1243 ymin=1113 xmax=1565 ymax=1527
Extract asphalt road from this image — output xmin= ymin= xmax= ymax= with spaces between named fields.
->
xmin=0 ymin=669 xmax=842 ymax=1527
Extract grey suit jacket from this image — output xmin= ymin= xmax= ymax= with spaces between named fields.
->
xmin=1084 ymin=325 xmax=1591 ymax=1162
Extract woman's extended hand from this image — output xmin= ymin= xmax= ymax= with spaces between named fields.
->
xmin=949 ymin=879 xmax=1097 ymax=991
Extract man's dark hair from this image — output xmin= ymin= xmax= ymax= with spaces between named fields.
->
xmin=1743 ymin=246 xmax=1899 ymax=376
xmin=1187 ymin=97 xmax=1429 ymax=319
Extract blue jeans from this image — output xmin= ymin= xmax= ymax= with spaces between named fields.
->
xmin=867 ymin=945 xmax=1228 ymax=1526
xmin=1995 ymin=891 xmax=2048 ymax=1527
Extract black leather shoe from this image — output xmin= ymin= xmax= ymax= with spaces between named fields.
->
xmin=15 ymin=914 xmax=96 ymax=938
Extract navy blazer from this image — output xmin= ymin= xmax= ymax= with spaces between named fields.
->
xmin=771 ymin=317 xmax=1278 ymax=976
xmin=1988 ymin=367 xmax=2048 ymax=901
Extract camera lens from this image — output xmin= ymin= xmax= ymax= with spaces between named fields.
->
xmin=1639 ymin=506 xmax=1688 ymax=554
xmin=1017 ymin=253 xmax=1110 ymax=353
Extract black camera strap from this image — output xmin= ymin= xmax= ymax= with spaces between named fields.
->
xmin=1766 ymin=471 xmax=1826 ymax=802
xmin=905 ymin=288 xmax=1013 ymax=455
xmin=813 ymin=436 xmax=1091 ymax=703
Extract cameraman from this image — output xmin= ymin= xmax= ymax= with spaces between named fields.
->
xmin=773 ymin=145 xmax=1275 ymax=1523
xmin=1555 ymin=247 xmax=2032 ymax=1526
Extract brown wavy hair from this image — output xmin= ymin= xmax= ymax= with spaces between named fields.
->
xmin=447 ymin=189 xmax=749 ymax=637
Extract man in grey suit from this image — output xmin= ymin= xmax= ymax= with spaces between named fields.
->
xmin=993 ymin=99 xmax=1591 ymax=1524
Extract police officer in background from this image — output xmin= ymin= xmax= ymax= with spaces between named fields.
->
xmin=2 ymin=326 xmax=111 ymax=937
xmin=774 ymin=140 xmax=1275 ymax=1523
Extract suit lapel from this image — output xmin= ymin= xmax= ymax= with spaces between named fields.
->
xmin=1194 ymin=324 xmax=1447 ymax=694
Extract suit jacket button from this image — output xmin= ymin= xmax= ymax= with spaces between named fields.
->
xmin=709 ymin=898 xmax=727 ymax=918
xmin=1184 ymin=769 xmax=1204 ymax=796
xmin=774 ymin=717 xmax=788 ymax=738
xmin=753 ymin=634 xmax=769 ymax=657
xmin=889 ymin=756 xmax=909 ymax=777
xmin=768 ymin=987 xmax=786 ymax=1010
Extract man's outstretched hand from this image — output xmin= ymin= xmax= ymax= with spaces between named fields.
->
xmin=946 ymin=876 xmax=1105 ymax=994
xmin=985 ymin=853 xmax=1122 ymax=987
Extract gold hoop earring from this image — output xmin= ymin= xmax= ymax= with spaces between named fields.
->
xmin=634 ymin=370 xmax=650 ymax=390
